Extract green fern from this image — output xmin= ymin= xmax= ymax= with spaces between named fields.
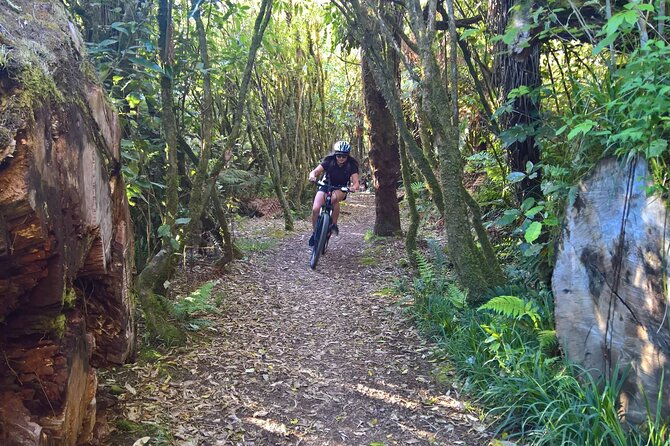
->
xmin=414 ymin=250 xmax=434 ymax=283
xmin=217 ymin=168 xmax=263 ymax=197
xmin=538 ymin=329 xmax=558 ymax=350
xmin=427 ymin=238 xmax=447 ymax=273
xmin=478 ymin=295 xmax=540 ymax=325
xmin=410 ymin=181 xmax=426 ymax=193
xmin=173 ymin=280 xmax=218 ymax=320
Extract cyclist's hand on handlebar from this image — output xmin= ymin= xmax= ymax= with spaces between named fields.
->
xmin=309 ymin=174 xmax=317 ymax=183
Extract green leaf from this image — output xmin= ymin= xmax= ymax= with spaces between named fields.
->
xmin=622 ymin=9 xmax=639 ymax=25
xmin=507 ymin=172 xmax=526 ymax=183
xmin=125 ymin=91 xmax=143 ymax=108
xmin=502 ymin=26 xmax=520 ymax=45
xmin=507 ymin=86 xmax=530 ymax=99
xmin=593 ymin=32 xmax=618 ymax=55
xmin=128 ymin=57 xmax=164 ymax=74
xmin=175 ymin=217 xmax=192 ymax=225
xmin=555 ymin=124 xmax=568 ymax=136
xmin=110 ymin=22 xmax=129 ymax=35
xmin=460 ymin=29 xmax=480 ymax=40
xmin=524 ymin=221 xmax=542 ymax=243
xmin=520 ymin=197 xmax=536 ymax=212
xmin=567 ymin=120 xmax=597 ymax=140
xmin=543 ymin=216 xmax=559 ymax=226
xmin=522 ymin=243 xmax=543 ymax=256
xmin=97 ymin=38 xmax=118 ymax=47
xmin=604 ymin=13 xmax=626 ymax=35
xmin=524 ymin=205 xmax=544 ymax=218
xmin=158 ymin=224 xmax=171 ymax=238
xmin=647 ymin=139 xmax=667 ymax=158
xmin=495 ymin=209 xmax=520 ymax=226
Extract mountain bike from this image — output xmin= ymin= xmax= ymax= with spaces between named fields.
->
xmin=309 ymin=180 xmax=349 ymax=270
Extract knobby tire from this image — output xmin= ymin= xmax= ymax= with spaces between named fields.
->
xmin=310 ymin=213 xmax=330 ymax=269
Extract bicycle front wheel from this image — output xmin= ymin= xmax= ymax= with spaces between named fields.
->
xmin=310 ymin=213 xmax=330 ymax=269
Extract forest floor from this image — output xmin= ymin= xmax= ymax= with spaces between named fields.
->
xmin=100 ymin=192 xmax=492 ymax=446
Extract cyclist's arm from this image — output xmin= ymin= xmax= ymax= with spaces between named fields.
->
xmin=349 ymin=173 xmax=360 ymax=191
xmin=309 ymin=164 xmax=324 ymax=182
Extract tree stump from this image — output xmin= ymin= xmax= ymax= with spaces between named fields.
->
xmin=553 ymin=156 xmax=670 ymax=423
xmin=0 ymin=1 xmax=134 ymax=444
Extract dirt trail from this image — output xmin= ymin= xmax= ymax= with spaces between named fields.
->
xmin=105 ymin=193 xmax=490 ymax=446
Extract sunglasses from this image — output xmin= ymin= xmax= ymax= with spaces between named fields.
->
xmin=335 ymin=153 xmax=348 ymax=158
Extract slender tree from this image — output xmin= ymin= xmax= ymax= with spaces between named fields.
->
xmin=186 ymin=0 xmax=273 ymax=244
xmin=252 ymin=72 xmax=295 ymax=230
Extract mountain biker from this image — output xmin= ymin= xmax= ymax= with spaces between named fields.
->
xmin=308 ymin=140 xmax=360 ymax=246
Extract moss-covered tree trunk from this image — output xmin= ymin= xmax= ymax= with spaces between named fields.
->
xmin=0 ymin=1 xmax=135 ymax=442
xmin=399 ymin=138 xmax=420 ymax=263
xmin=132 ymin=0 xmax=184 ymax=346
xmin=188 ymin=0 xmax=215 ymax=244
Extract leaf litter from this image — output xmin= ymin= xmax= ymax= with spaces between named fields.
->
xmin=99 ymin=193 xmax=491 ymax=445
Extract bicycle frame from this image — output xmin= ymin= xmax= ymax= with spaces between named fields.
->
xmin=310 ymin=181 xmax=348 ymax=269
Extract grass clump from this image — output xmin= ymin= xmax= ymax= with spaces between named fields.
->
xmin=237 ymin=237 xmax=276 ymax=253
xmin=114 ymin=419 xmax=172 ymax=445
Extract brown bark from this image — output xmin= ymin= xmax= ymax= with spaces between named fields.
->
xmin=488 ymin=0 xmax=542 ymax=200
xmin=362 ymin=53 xmax=402 ymax=236
xmin=0 ymin=1 xmax=134 ymax=444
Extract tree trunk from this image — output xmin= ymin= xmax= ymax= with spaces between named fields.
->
xmin=362 ymin=53 xmax=402 ymax=236
xmin=399 ymin=139 xmax=419 ymax=263
xmin=0 ymin=1 xmax=134 ymax=443
xmin=189 ymin=0 xmax=215 ymax=243
xmin=158 ymin=0 xmax=179 ymax=237
xmin=488 ymin=0 xmax=542 ymax=200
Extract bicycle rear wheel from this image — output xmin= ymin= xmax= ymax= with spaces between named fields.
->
xmin=309 ymin=213 xmax=330 ymax=269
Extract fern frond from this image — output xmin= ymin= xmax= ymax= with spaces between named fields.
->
xmin=414 ymin=250 xmax=434 ymax=283
xmin=478 ymin=295 xmax=539 ymax=323
xmin=410 ymin=181 xmax=426 ymax=193
xmin=427 ymin=238 xmax=447 ymax=273
xmin=218 ymin=168 xmax=263 ymax=197
xmin=538 ymin=329 xmax=558 ymax=350
xmin=446 ymin=283 xmax=467 ymax=309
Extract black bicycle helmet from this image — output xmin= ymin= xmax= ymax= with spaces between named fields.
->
xmin=333 ymin=140 xmax=352 ymax=154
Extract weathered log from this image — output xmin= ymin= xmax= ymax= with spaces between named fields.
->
xmin=553 ymin=156 xmax=670 ymax=424
xmin=0 ymin=1 xmax=134 ymax=444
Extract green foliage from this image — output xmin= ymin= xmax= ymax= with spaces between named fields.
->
xmin=173 ymin=281 xmax=221 ymax=331
xmin=218 ymin=168 xmax=265 ymax=200
xmin=479 ymin=295 xmax=540 ymax=326
xmin=415 ymin=251 xmax=434 ymax=285
xmin=236 ymin=237 xmax=276 ymax=253
xmin=404 ymin=251 xmax=669 ymax=444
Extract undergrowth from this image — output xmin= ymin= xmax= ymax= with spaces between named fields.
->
xmin=402 ymin=242 xmax=669 ymax=445
xmin=173 ymin=280 xmax=223 ymax=331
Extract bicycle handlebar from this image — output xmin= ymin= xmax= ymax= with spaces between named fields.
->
xmin=313 ymin=180 xmax=350 ymax=193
